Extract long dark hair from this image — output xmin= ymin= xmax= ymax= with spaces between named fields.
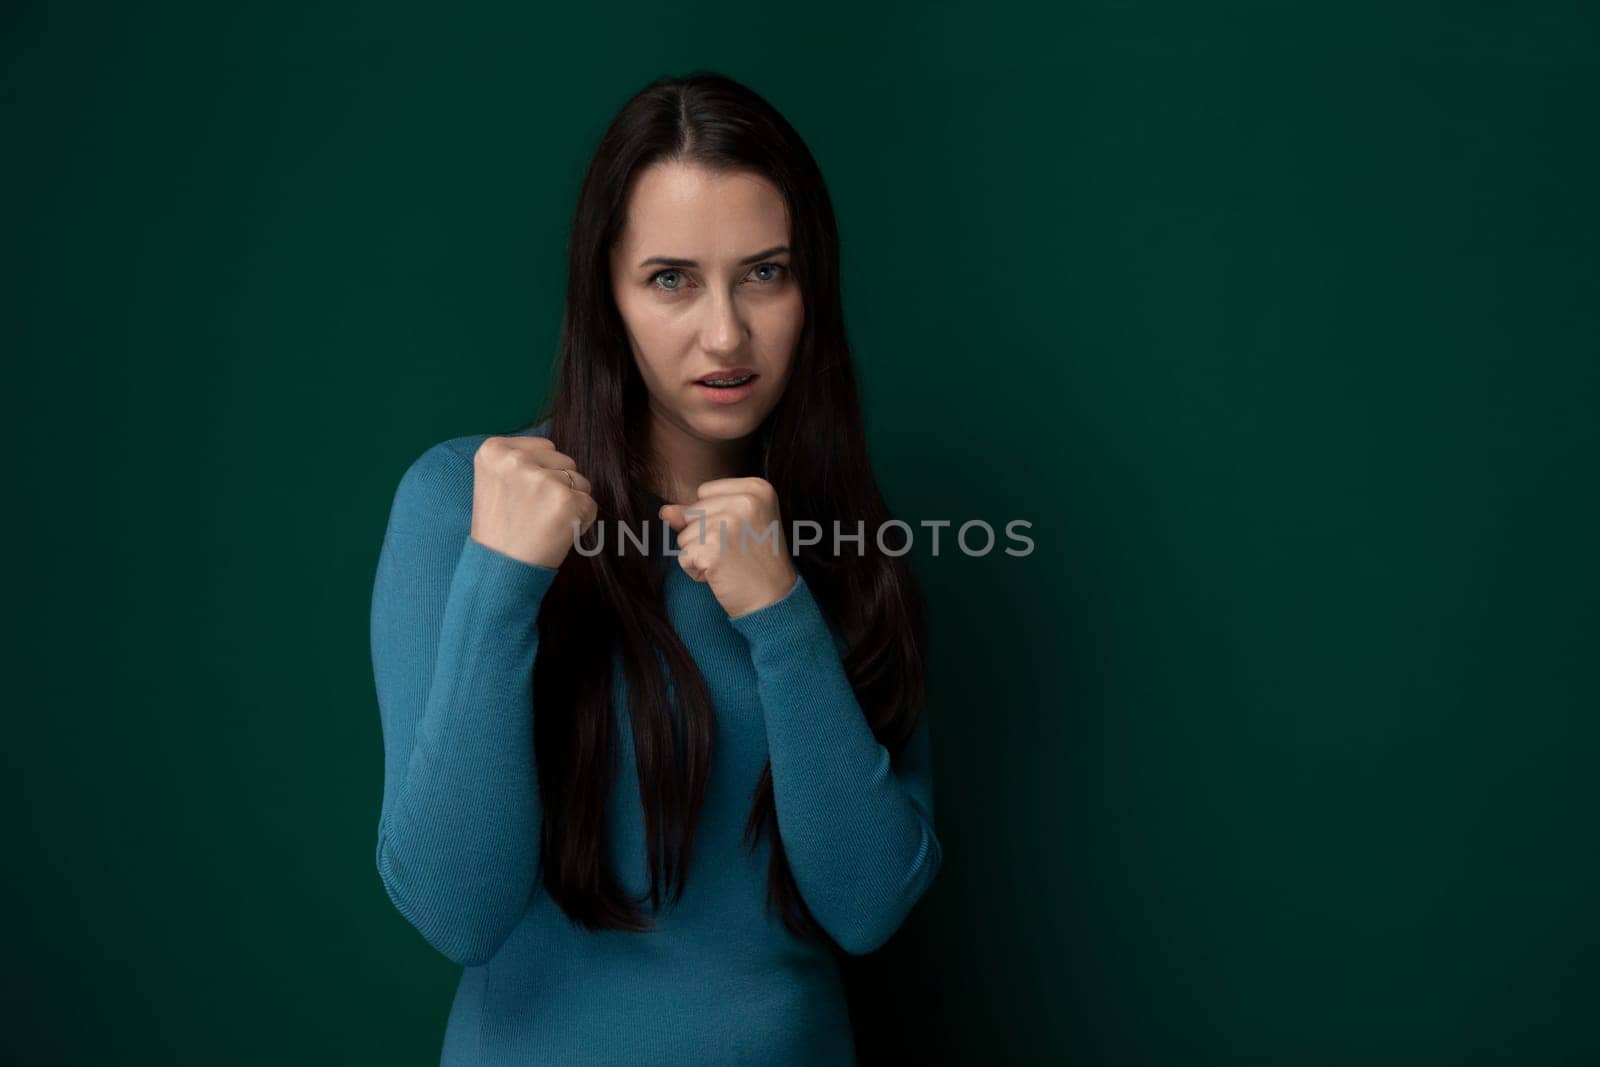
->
xmin=503 ymin=70 xmax=928 ymax=947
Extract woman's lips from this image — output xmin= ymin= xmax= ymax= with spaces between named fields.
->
xmin=694 ymin=367 xmax=757 ymax=384
xmin=694 ymin=372 xmax=758 ymax=405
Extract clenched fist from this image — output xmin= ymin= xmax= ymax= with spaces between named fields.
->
xmin=469 ymin=435 xmax=597 ymax=570
xmin=659 ymin=477 xmax=798 ymax=619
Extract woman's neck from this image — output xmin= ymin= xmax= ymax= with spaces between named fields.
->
xmin=646 ymin=408 xmax=757 ymax=505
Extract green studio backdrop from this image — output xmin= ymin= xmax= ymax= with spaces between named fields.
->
xmin=5 ymin=2 xmax=1598 ymax=1063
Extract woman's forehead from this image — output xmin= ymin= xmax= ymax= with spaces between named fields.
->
xmin=616 ymin=162 xmax=790 ymax=260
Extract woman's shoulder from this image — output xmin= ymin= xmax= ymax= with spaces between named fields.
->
xmin=385 ymin=419 xmax=552 ymax=531
xmin=433 ymin=418 xmax=553 ymax=464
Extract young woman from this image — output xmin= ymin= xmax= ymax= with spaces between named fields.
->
xmin=370 ymin=70 xmax=941 ymax=1065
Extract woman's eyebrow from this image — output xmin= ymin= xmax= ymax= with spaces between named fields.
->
xmin=637 ymin=244 xmax=790 ymax=269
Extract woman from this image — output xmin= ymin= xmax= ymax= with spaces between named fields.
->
xmin=370 ymin=70 xmax=941 ymax=1065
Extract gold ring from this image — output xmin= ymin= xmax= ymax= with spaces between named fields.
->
xmin=563 ymin=469 xmax=575 ymax=490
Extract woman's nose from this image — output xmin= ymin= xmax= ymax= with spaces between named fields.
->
xmin=700 ymin=290 xmax=748 ymax=353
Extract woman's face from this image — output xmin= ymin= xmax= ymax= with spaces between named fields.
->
xmin=609 ymin=161 xmax=803 ymax=446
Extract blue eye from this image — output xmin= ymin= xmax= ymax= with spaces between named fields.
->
xmin=751 ymin=263 xmax=786 ymax=284
xmin=650 ymin=269 xmax=685 ymax=292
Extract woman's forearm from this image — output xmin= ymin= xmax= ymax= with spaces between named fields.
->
xmin=729 ymin=574 xmax=943 ymax=955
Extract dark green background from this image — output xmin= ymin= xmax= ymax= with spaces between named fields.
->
xmin=6 ymin=2 xmax=1597 ymax=1063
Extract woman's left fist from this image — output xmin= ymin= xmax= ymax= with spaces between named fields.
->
xmin=659 ymin=477 xmax=798 ymax=619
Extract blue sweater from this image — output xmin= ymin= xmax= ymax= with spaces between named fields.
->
xmin=369 ymin=421 xmax=942 ymax=1065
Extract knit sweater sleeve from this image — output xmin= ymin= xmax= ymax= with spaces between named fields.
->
xmin=727 ymin=574 xmax=943 ymax=955
xmin=368 ymin=441 xmax=559 ymax=966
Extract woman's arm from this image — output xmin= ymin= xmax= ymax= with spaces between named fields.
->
xmin=728 ymin=575 xmax=943 ymax=955
xmin=369 ymin=441 xmax=558 ymax=966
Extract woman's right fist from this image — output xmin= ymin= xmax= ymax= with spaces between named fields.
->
xmin=469 ymin=435 xmax=597 ymax=570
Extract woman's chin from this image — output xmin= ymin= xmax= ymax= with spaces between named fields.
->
xmin=680 ymin=401 xmax=769 ymax=439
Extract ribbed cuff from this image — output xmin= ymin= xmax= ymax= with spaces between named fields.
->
xmin=456 ymin=536 xmax=560 ymax=618
xmin=727 ymin=573 xmax=824 ymax=648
